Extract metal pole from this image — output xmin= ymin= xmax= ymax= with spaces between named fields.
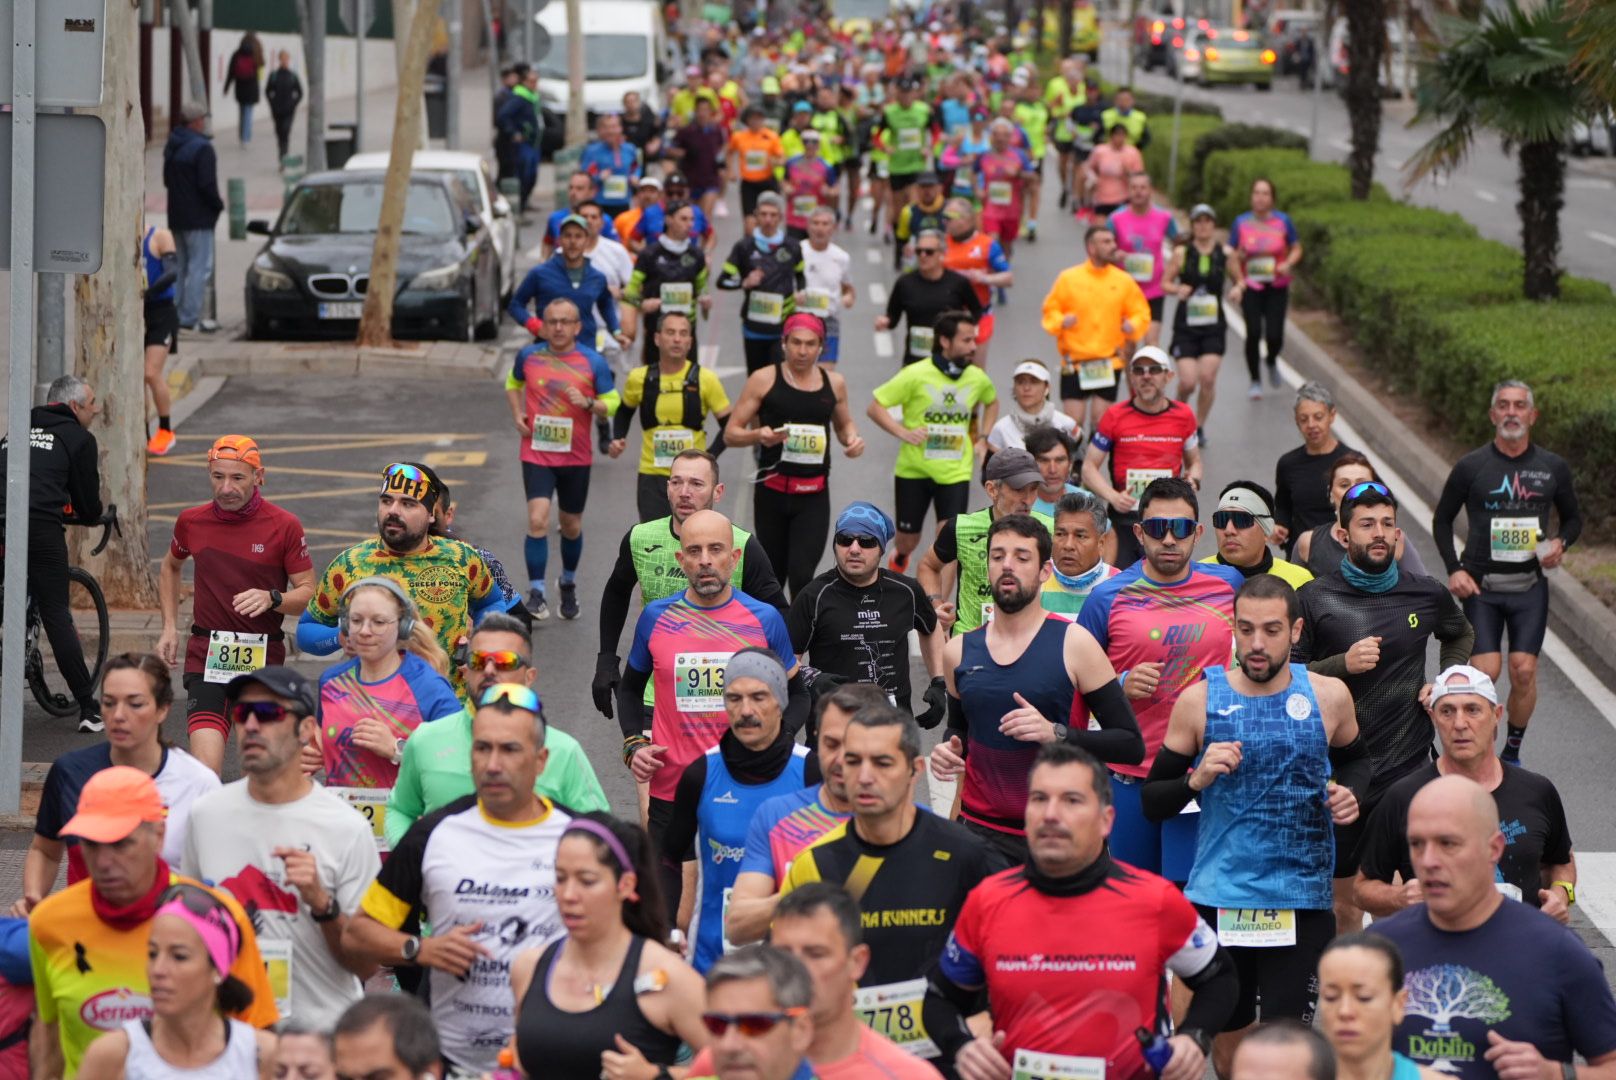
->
xmin=479 ymin=0 xmax=499 ymax=103
xmin=523 ymin=0 xmax=533 ymax=64
xmin=446 ymin=0 xmax=462 ymax=149
xmin=37 ymin=275 xmax=66 ymax=403
xmin=356 ymin=0 xmax=366 ymax=149
xmin=1166 ymin=41 xmax=1186 ymax=200
xmin=1308 ymin=8 xmax=1325 ymax=156
xmin=5 ymin=0 xmax=40 ymax=814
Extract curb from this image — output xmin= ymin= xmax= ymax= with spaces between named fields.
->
xmin=1278 ymin=316 xmax=1616 ymax=692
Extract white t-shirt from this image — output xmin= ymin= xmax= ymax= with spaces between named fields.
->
xmin=801 ymin=242 xmax=852 ymax=331
xmin=182 ymin=781 xmax=379 ymax=1029
xmin=987 ymin=409 xmax=1080 ymax=451
xmin=588 ymin=238 xmax=635 ymax=292
xmin=153 ymin=746 xmax=220 ymax=869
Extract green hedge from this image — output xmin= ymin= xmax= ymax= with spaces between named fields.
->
xmin=1179 ymin=123 xmax=1309 ymax=204
xmin=1142 ymin=114 xmax=1224 ymax=205
xmin=1290 ymin=199 xmax=1479 ymax=262
xmin=1202 ymin=148 xmax=1389 ymax=224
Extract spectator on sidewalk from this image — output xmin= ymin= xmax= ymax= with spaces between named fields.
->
xmin=497 ymin=66 xmax=542 ymax=213
xmin=264 ymin=50 xmax=303 ymax=166
xmin=223 ymin=34 xmax=262 ymax=145
xmin=163 ymin=101 xmax=224 ymax=333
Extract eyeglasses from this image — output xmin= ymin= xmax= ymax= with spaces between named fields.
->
xmin=546 ymin=316 xmax=580 ymax=325
xmin=1139 ymin=517 xmax=1198 ymax=540
xmin=1212 ymin=510 xmax=1257 ymax=531
xmin=346 ymin=615 xmax=397 ymax=631
xmin=915 ymin=247 xmax=942 ymax=255
xmin=700 ymin=1009 xmax=807 ymax=1037
xmin=470 ymin=650 xmax=527 ymax=672
xmin=228 ymin=701 xmax=302 ymax=726
xmin=835 ymin=533 xmax=880 ymax=550
xmin=1130 ymin=364 xmax=1169 ymax=377
xmin=478 ymin=683 xmax=541 ymax=711
xmin=1343 ymin=481 xmax=1391 ymax=501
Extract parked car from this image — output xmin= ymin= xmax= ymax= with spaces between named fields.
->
xmin=244 ymin=170 xmax=503 ymax=342
xmin=1184 ymin=26 xmax=1277 ymax=89
xmin=344 ymin=150 xmax=517 ymax=301
xmin=1266 ymin=8 xmax=1320 ymax=76
xmin=1326 ymin=16 xmax=1414 ymax=96
xmin=1569 ymin=110 xmax=1615 ymax=157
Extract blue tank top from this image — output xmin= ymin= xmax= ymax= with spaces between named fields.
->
xmin=1184 ymin=664 xmax=1333 ymax=910
xmin=1392 ymin=1054 xmax=1422 ymax=1080
xmin=691 ymin=743 xmax=809 ymax=972
xmin=143 ymin=228 xmax=174 ymax=303
xmin=956 ymin=615 xmax=1074 ymax=833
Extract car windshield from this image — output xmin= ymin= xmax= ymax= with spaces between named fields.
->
xmin=536 ymin=34 xmax=647 ymax=80
xmin=279 ymin=180 xmax=456 ymax=236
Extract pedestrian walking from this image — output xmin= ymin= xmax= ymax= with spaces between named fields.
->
xmin=223 ymin=34 xmax=263 ymax=144
xmin=264 ymin=50 xmax=303 ymax=165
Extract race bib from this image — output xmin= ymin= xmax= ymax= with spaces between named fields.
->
xmin=799 ymin=289 xmax=833 ymax=316
xmin=203 ymin=631 xmax=268 ymax=685
xmin=1489 ymin=517 xmax=1540 ymax=563
xmin=720 ymin=886 xmax=736 ymax=954
xmin=747 ymin=291 xmax=785 ymax=325
xmin=907 ymin=324 xmax=935 ymax=358
xmin=660 ymin=281 xmax=694 ymax=314
xmin=744 ymin=149 xmax=767 ymax=172
xmin=1497 ymin=881 xmax=1524 ymax=902
xmin=896 ymin=127 xmax=923 ymax=152
xmin=1077 ymin=358 xmax=1116 ymax=391
xmin=781 ymin=423 xmax=828 ymax=465
xmin=530 ymin=414 xmax=574 ymax=455
xmin=981 ymin=601 xmax=996 ymax=625
xmin=1125 ymin=468 xmax=1174 ymax=499
xmin=259 ymin=938 xmax=293 ymax=1018
xmin=1012 ymin=1049 xmax=1107 ymax=1080
xmin=602 ymin=174 xmax=630 ymax=202
xmin=987 ymin=180 xmax=1014 ymax=206
xmin=1246 ymin=255 xmax=1277 ymax=283
xmin=1217 ymin=908 xmax=1297 ymax=947
xmin=330 ymin=786 xmax=390 ymax=851
xmin=652 ymin=427 xmax=697 ymax=469
xmin=675 ymin=651 xmax=731 ymax=713
xmin=1185 ymin=291 xmax=1220 ymax=326
xmin=924 ymin=423 xmax=968 ymax=461
xmin=793 ymin=195 xmax=819 ymax=217
xmin=854 ymin=979 xmax=939 ymax=1059
xmin=1123 ymin=251 xmax=1155 ymax=282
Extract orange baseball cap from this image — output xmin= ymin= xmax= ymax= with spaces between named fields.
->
xmin=58 ymin=766 xmax=167 ymax=843
xmin=207 ymin=434 xmax=262 ymax=469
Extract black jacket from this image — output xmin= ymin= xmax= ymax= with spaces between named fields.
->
xmin=264 ymin=68 xmax=303 ymax=117
xmin=223 ymin=49 xmax=260 ymax=105
xmin=0 ymin=404 xmax=103 ymax=525
xmin=163 ymin=126 xmax=224 ymax=229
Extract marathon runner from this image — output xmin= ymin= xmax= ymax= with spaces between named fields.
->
xmin=1008 ymin=70 xmax=1050 ymax=242
xmin=891 ymin=173 xmax=948 ymax=272
xmin=1025 ymin=425 xmax=1089 ymax=518
xmin=1042 ymin=224 xmax=1151 ymax=432
xmin=1044 ymin=57 xmax=1090 ymax=211
xmin=880 ymin=232 xmax=984 ymax=367
xmin=579 ymin=114 xmax=641 ymax=219
xmin=1272 ymin=382 xmax=1356 ymax=555
xmin=1228 ymin=178 xmax=1302 ymax=398
xmin=1201 ymin=481 xmax=1315 ymax=588
xmin=985 ymin=360 xmax=1079 ymax=453
xmin=505 ymin=298 xmax=620 ymax=621
xmin=670 ymin=97 xmax=728 ymax=221
xmin=633 ymin=173 xmax=717 ymax=252
xmin=941 ymin=200 xmax=1013 ymax=368
xmin=865 ymin=312 xmax=998 ymax=574
xmin=1165 ymin=203 xmax=1230 ymax=440
xmin=1077 ymin=477 xmax=1243 ymax=879
xmin=975 ymin=118 xmax=1036 ymax=262
xmin=929 ymin=514 xmax=1144 ymax=863
xmin=156 ymin=435 xmax=314 ymax=775
xmin=1079 ymin=347 xmax=1201 ymax=566
xmin=717 ymin=193 xmax=807 ymax=375
xmin=724 ymin=314 xmax=865 ymax=598
xmin=873 ymin=76 xmax=934 ymax=247
xmin=782 ymin=129 xmax=837 ymax=242
xmin=623 ymin=201 xmax=713 ymax=365
xmin=782 ymin=705 xmax=1001 ymax=1062
xmin=141 ymin=223 xmax=180 ymax=455
xmin=616 ymin=509 xmax=806 ymax=852
xmin=611 ymin=312 xmax=732 ymax=522
xmin=727 ymin=106 xmax=785 ymax=232
xmin=541 ymin=171 xmax=624 ymax=256
xmin=509 ymin=214 xmax=628 ymax=351
xmin=1042 ymin=490 xmax=1119 ymax=616
xmin=1294 ymin=453 xmax=1430 ymax=578
xmin=614 ymin=172 xmax=663 ymax=251
xmin=797 ymin=206 xmax=855 ymax=367
xmin=1293 ymin=481 xmax=1475 ymax=934
xmin=1146 ymin=574 xmax=1369 ymax=1072
xmin=926 ymin=743 xmax=1236 ymax=1080
xmin=1432 ymin=379 xmax=1581 ymax=764
xmin=1109 ymin=171 xmax=1179 ymax=348
xmin=1100 ymin=86 xmax=1151 ymax=148
xmin=1083 ymin=124 xmax=1145 ymax=221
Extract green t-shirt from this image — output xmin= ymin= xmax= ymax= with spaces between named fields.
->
xmin=881 ymin=101 xmax=933 ymax=175
xmin=872 ymin=361 xmax=997 ymax=485
xmin=951 ymin=508 xmax=1057 ymax=636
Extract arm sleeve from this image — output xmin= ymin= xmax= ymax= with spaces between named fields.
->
xmin=931 ymin=518 xmax=959 ymax=566
xmin=924 ymin=895 xmax=989 ymax=1062
xmin=786 ymin=585 xmax=815 ymax=654
xmin=148 ymin=251 xmax=180 ymax=295
xmin=1432 ymin=459 xmax=1471 ymax=574
xmin=1553 ymin=457 xmax=1583 ymax=549
xmin=1435 ymin=590 xmax=1476 ymax=669
xmin=885 ymin=274 xmax=904 ymax=324
xmin=598 ymin=283 xmax=621 ymax=334
xmin=1072 ymin=678 xmax=1144 ymax=765
xmin=717 ymin=242 xmax=747 ymax=290
xmin=658 ymin=760 xmax=707 ymax=913
xmin=296 ymin=608 xmax=342 ymax=655
xmin=741 ymin=537 xmax=790 ymax=612
xmin=598 ymin=532 xmax=641 ymax=654
xmin=359 ymin=813 xmax=432 ymax=930
xmin=617 ymin=665 xmax=651 ymax=739
xmin=782 ymin=673 xmax=810 ymax=740
xmin=385 ymin=739 xmax=427 ymax=849
xmin=1328 ymin=734 xmax=1373 ymax=804
xmin=1141 ymin=746 xmax=1197 ymax=821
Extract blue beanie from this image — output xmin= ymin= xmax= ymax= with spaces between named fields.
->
xmin=835 ymin=501 xmax=895 ymax=550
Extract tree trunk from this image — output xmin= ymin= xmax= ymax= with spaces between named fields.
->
xmin=1518 ymin=139 xmax=1564 ymax=301
xmin=1343 ymin=0 xmax=1384 ymax=200
xmin=392 ymin=0 xmax=431 ymax=149
xmin=70 ymin=0 xmax=159 ymax=607
xmin=296 ymin=0 xmax=328 ymax=171
xmin=168 ymin=0 xmax=207 ymax=107
xmin=357 ymin=0 xmax=441 ymax=346
xmin=1058 ymin=0 xmax=1074 ymax=58
xmin=566 ymin=0 xmax=586 ymax=147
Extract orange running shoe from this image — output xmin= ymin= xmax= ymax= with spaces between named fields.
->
xmin=146 ymin=428 xmax=176 ymax=456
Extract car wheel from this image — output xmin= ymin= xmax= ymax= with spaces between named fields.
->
xmin=474 ymin=284 xmax=499 ymax=341
xmin=447 ymin=289 xmax=474 ymax=342
xmin=1256 ymin=80 xmax=1273 ymax=92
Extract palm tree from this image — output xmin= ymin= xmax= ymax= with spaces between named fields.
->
xmin=1567 ymin=0 xmax=1616 ymax=105
xmin=1406 ymin=0 xmax=1599 ymax=300
xmin=1343 ymin=0 xmax=1387 ymax=200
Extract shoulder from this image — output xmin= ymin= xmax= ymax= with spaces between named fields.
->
xmin=1193 ymin=562 xmax=1247 ymax=592
xmin=158 ymin=747 xmax=223 ymax=795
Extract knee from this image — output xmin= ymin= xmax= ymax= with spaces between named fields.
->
xmin=558 ymin=514 xmax=583 ymax=539
xmin=527 ymin=511 xmax=550 ymax=536
xmin=1509 ymin=654 xmax=1538 ymax=684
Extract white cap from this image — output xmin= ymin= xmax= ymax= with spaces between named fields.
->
xmin=637 ymin=175 xmax=663 ymax=190
xmin=1428 ymin=665 xmax=1500 ymax=707
xmin=1011 ymin=70 xmax=1031 ymax=87
xmin=1013 ymin=360 xmax=1051 ymax=382
xmin=1129 ymin=344 xmax=1175 ymax=372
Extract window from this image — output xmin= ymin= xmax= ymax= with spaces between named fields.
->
xmin=279 ymin=180 xmax=457 ymax=236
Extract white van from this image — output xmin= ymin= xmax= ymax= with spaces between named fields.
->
xmin=533 ymin=0 xmax=676 ymax=149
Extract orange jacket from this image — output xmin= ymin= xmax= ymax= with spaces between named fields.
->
xmin=1040 ymin=260 xmax=1151 ymax=371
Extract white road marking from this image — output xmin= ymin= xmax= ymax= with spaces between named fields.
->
xmin=866 ymin=247 xmax=882 ymax=264
xmin=1329 ymin=136 xmax=1352 ymax=153
xmin=1590 ymin=231 xmax=1616 ymax=249
xmin=869 ymin=282 xmax=888 ymax=304
xmin=1568 ymin=177 xmax=1616 ymax=191
xmin=874 ymin=332 xmax=894 ymax=358
xmin=1573 ymin=853 xmax=1616 ymax=937
xmin=1474 ymin=188 xmax=1499 ymax=203
xmin=698 ymin=344 xmax=721 ymax=367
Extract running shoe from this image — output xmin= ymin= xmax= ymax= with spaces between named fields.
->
xmin=1197 ymin=426 xmax=1207 ymax=447
xmin=1268 ymin=365 xmax=1283 ymax=389
xmin=1026 ymin=222 xmax=1038 ymax=243
xmin=715 ymin=202 xmax=729 ymax=218
xmin=1059 ymin=187 xmax=1069 ymax=209
xmin=526 ymin=588 xmax=550 ymax=620
xmin=888 ymin=550 xmax=909 ymax=573
xmin=1248 ymin=381 xmax=1263 ymax=400
xmin=559 ymin=582 xmax=580 ymax=620
xmin=146 ymin=428 xmax=177 ymax=456
xmin=78 ymin=711 xmax=105 ymax=734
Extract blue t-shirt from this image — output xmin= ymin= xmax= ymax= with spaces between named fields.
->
xmin=544 ymin=208 xmax=621 ymax=245
xmin=1376 ymin=900 xmax=1616 ymax=1080
xmin=638 ymin=203 xmax=713 ymax=245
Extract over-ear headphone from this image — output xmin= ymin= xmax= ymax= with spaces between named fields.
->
xmin=338 ymin=576 xmax=419 ymax=640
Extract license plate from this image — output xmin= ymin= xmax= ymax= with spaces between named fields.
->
xmin=319 ymin=301 xmax=363 ymax=319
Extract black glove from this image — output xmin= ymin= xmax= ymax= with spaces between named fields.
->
xmin=593 ymin=653 xmax=620 ymax=719
xmin=918 ymin=675 xmax=948 ymax=729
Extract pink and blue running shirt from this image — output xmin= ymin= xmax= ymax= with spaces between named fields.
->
xmin=507 ymin=343 xmax=618 ymax=468
xmin=1108 ymin=205 xmax=1179 ymax=300
xmin=740 ymin=785 xmax=851 ymax=884
xmin=627 ymin=591 xmax=797 ymax=801
xmin=1077 ymin=562 xmax=1242 ymax=778
xmin=318 ymin=652 xmax=462 ymax=789
xmin=975 ymin=147 xmax=1034 ymax=222
xmin=1229 ymin=210 xmax=1299 ymax=290
xmin=783 ymin=156 xmax=838 ymax=231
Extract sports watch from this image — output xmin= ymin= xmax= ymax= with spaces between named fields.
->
xmin=401 ymin=935 xmax=421 ymax=963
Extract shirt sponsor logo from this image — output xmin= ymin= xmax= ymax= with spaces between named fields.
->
xmin=455 ymin=878 xmax=537 ymax=901
xmin=861 ymin=907 xmax=948 ymax=928
xmin=1402 ymin=963 xmax=1510 ymax=1071
xmin=995 ymin=952 xmax=1140 ymax=973
xmin=713 ymin=790 xmax=739 ymax=804
xmin=80 ymin=988 xmax=153 ymax=1030
xmin=708 ymin=838 xmax=746 ymax=865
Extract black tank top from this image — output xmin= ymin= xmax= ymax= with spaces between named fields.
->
xmin=515 ymin=935 xmax=681 ymax=1078
xmin=757 ymin=362 xmax=838 ymax=479
xmin=1172 ymin=242 xmax=1227 ymax=330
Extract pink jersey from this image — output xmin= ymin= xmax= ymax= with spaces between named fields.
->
xmin=976 ymin=147 xmax=1033 ymax=221
xmin=1109 ymin=205 xmax=1178 ymax=300
xmin=784 ymin=156 xmax=836 ymax=230
xmin=508 ymin=344 xmax=617 ymax=467
xmin=1230 ymin=210 xmax=1300 ymax=290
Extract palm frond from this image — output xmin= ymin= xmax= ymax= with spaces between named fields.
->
xmin=1566 ymin=0 xmax=1616 ymax=104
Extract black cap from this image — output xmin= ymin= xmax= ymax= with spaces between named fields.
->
xmin=917 ymin=170 xmax=941 ymax=186
xmin=664 ymin=172 xmax=689 ymax=188
xmin=225 ymin=665 xmax=319 ymax=717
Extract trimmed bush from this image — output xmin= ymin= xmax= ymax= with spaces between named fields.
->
xmin=1202 ymin=148 xmax=1387 ymax=224
xmin=1141 ymin=114 xmax=1224 ymax=204
xmin=1291 ymin=200 xmax=1478 ymax=262
xmin=1179 ymin=123 xmax=1309 ymax=204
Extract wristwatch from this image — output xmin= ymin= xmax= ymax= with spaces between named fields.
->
xmin=1554 ymin=880 xmax=1577 ymax=906
xmin=1052 ymin=722 xmax=1070 ymax=743
xmin=401 ymin=935 xmax=421 ymax=963
xmin=309 ymin=894 xmax=341 ymax=923
xmin=268 ymin=588 xmax=283 ymax=610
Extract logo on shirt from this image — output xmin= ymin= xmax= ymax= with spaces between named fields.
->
xmin=713 ymin=790 xmax=739 ymax=804
xmin=252 ymin=543 xmax=265 ymax=553
xmin=80 ymin=988 xmax=153 ymax=1031
xmin=1488 ymin=473 xmax=1545 ymax=503
xmin=1402 ymin=964 xmax=1510 ymax=1070
xmin=708 ymin=838 xmax=745 ymax=865
xmin=995 ymin=952 xmax=1139 ymax=974
xmin=218 ymin=864 xmax=299 ymax=934
xmin=1500 ymin=818 xmax=1526 ymax=845
xmin=1214 ymin=704 xmax=1244 ymax=717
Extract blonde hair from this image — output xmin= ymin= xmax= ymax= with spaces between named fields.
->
xmin=346 ymin=582 xmax=450 ymax=676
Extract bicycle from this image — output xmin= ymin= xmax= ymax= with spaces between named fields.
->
xmin=0 ymin=505 xmax=119 ymax=717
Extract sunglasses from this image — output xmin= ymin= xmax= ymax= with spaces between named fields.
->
xmin=915 ymin=247 xmax=942 ymax=255
xmin=383 ymin=462 xmax=426 ymax=483
xmin=159 ymin=882 xmax=241 ymax=950
xmin=470 ymin=650 xmax=526 ymax=672
xmin=835 ymin=533 xmax=880 ymax=550
xmin=1139 ymin=517 xmax=1198 ymax=540
xmin=478 ymin=683 xmax=541 ymax=711
xmin=1343 ymin=481 xmax=1391 ymax=501
xmin=700 ymin=1009 xmax=806 ymax=1037
xmin=228 ymin=701 xmax=302 ymax=726
xmin=1212 ymin=510 xmax=1258 ymax=531
xmin=1130 ymin=364 xmax=1169 ymax=377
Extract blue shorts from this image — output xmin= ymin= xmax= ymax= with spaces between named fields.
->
xmin=1108 ymin=771 xmax=1199 ymax=882
xmin=822 ymin=334 xmax=840 ymax=363
xmin=521 ymin=461 xmax=592 ymax=514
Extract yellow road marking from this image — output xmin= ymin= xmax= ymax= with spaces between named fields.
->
xmin=422 ymin=451 xmax=488 ymax=467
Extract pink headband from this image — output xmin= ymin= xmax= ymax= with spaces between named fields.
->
xmin=155 ymin=897 xmax=240 ymax=976
xmin=782 ymin=312 xmax=826 ymax=342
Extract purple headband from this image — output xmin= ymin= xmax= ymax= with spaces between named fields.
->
xmin=565 ymin=819 xmax=635 ymax=875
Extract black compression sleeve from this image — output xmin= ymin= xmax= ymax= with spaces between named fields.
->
xmin=598 ymin=532 xmax=640 ymax=654
xmin=612 ymin=406 xmax=635 ymax=441
xmin=947 ymin=694 xmax=967 ymax=739
xmin=923 ymin=968 xmax=982 ymax=1064
xmin=709 ymin=414 xmax=729 ymax=456
xmin=1141 ymin=747 xmax=1197 ymax=822
xmin=741 ymin=537 xmax=789 ymax=612
xmin=1432 ymin=462 xmax=1470 ymax=574
xmin=1180 ymin=946 xmax=1240 ymax=1035
xmin=1070 ymin=678 xmax=1144 ymax=765
xmin=1329 ymin=733 xmax=1373 ymax=803
xmin=782 ymin=673 xmax=810 ymax=740
xmin=658 ymin=760 xmax=706 ymax=914
xmin=1554 ymin=457 xmax=1583 ymax=548
xmin=617 ymin=666 xmax=651 ymax=739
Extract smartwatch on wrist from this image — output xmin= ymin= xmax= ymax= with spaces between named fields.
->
xmin=268 ymin=588 xmax=283 ymax=610
xmin=401 ymin=935 xmax=421 ymax=963
xmin=1554 ymin=880 xmax=1576 ymax=906
xmin=1052 ymin=722 xmax=1070 ymax=743
xmin=310 ymin=894 xmax=341 ymax=923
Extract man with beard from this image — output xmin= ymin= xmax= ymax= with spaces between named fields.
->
xmin=1295 ymin=482 xmax=1474 ymax=934
xmin=298 ymin=463 xmax=500 ymax=697
xmin=1143 ymin=575 xmax=1369 ymax=1075
xmin=929 ymin=514 xmax=1142 ymax=864
xmin=617 ymin=510 xmax=808 ymax=857
xmin=659 ymin=649 xmax=814 ymax=972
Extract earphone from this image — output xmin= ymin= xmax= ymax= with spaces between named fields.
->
xmin=337 ymin=576 xmax=419 ymax=640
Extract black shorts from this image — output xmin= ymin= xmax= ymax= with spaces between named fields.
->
xmin=1464 ymin=575 xmax=1549 ymax=656
xmin=740 ymin=178 xmax=779 ymax=216
xmin=183 ymin=673 xmax=231 ymax=738
xmin=1053 ymin=138 xmax=1075 ymax=155
xmin=647 ymin=795 xmax=695 ymax=860
xmin=893 ymin=476 xmax=970 ymax=534
xmin=1059 ymin=368 xmax=1121 ymax=401
xmin=1147 ymin=296 xmax=1165 ymax=323
xmin=1194 ymin=905 xmax=1334 ymax=1029
xmin=889 ymin=170 xmax=921 ymax=193
xmin=1172 ymin=326 xmax=1228 ymax=359
xmin=145 ymin=301 xmax=179 ymax=349
xmin=521 ymin=461 xmax=592 ymax=514
xmin=1093 ymin=202 xmax=1123 ymax=217
xmin=961 ymin=818 xmax=1029 ymax=867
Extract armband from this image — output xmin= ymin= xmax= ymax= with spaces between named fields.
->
xmin=622 ymin=734 xmax=652 ymax=767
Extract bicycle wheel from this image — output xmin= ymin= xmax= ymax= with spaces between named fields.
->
xmin=29 ymin=566 xmax=110 ymax=717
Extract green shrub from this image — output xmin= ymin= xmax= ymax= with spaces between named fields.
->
xmin=1202 ymin=148 xmax=1391 ymax=224
xmin=1097 ymin=80 xmax=1224 ymax=120
xmin=1141 ymin=114 xmax=1224 ymax=204
xmin=1291 ymin=200 xmax=1478 ymax=262
xmin=1180 ymin=123 xmax=1309 ymax=204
